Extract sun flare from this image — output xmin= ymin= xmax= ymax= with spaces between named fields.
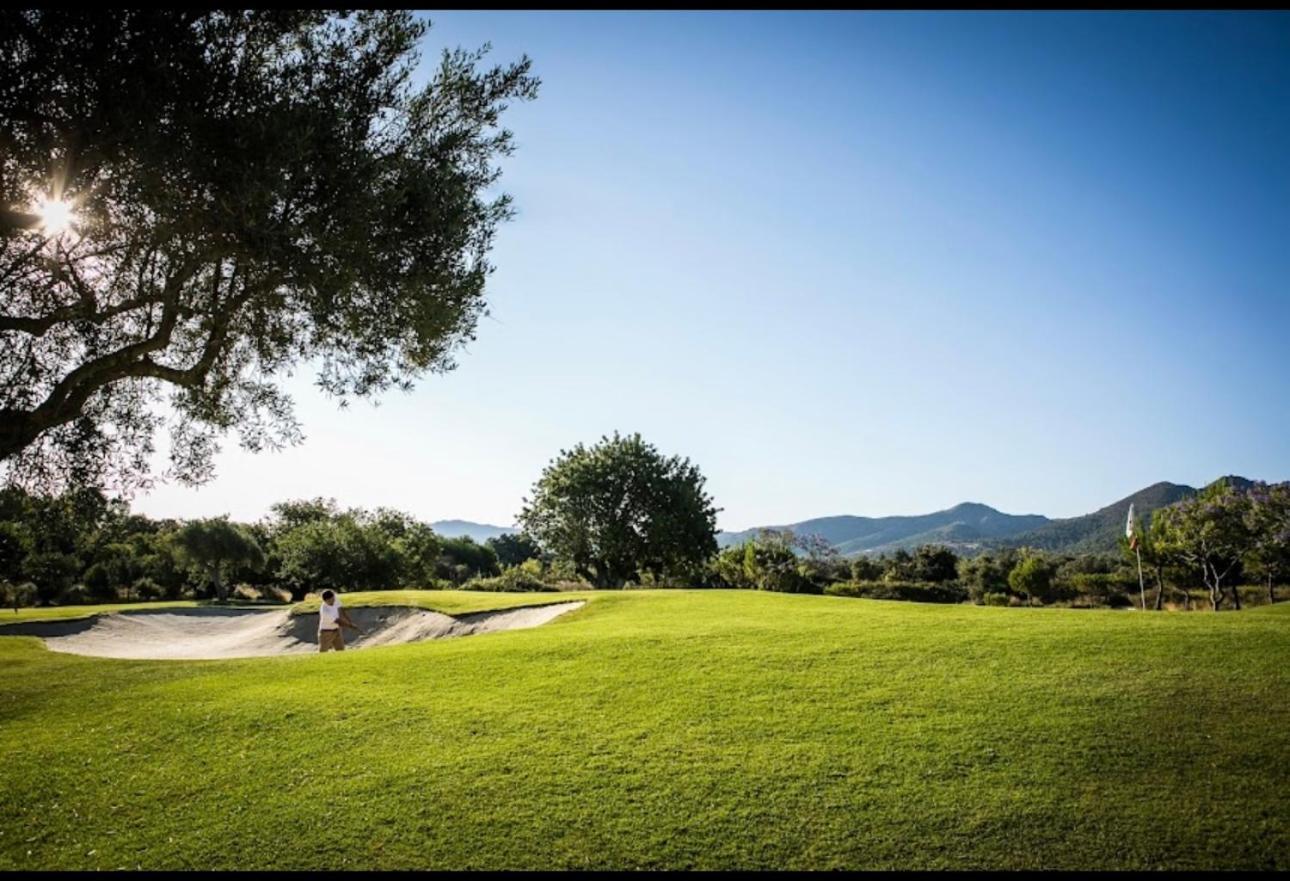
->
xmin=34 ymin=196 xmax=75 ymax=235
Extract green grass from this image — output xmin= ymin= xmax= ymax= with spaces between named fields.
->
xmin=0 ymin=590 xmax=1286 ymax=870
xmin=288 ymin=588 xmax=599 ymax=616
xmin=0 ymin=599 xmax=205 ymax=623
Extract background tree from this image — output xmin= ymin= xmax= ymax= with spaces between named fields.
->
xmin=1008 ymin=550 xmax=1058 ymax=606
xmin=741 ymin=529 xmax=814 ymax=594
xmin=958 ymin=548 xmax=1020 ymax=604
xmin=487 ymin=533 xmax=542 ymax=569
xmin=22 ymin=550 xmax=79 ymax=606
xmin=1154 ymin=480 xmax=1251 ymax=611
xmin=436 ymin=536 xmax=499 ymax=584
xmin=172 ymin=517 xmax=265 ymax=601
xmin=0 ymin=520 xmax=32 ymax=588
xmin=793 ymin=533 xmax=848 ymax=590
xmin=911 ymin=545 xmax=959 ymax=584
xmin=0 ymin=10 xmax=538 ymax=491
xmin=273 ymin=511 xmax=400 ymax=597
xmin=849 ymin=555 xmax=883 ymax=582
xmin=882 ymin=549 xmax=916 ymax=582
xmin=1243 ymin=481 xmax=1290 ymax=604
xmin=518 ymin=433 xmax=719 ymax=588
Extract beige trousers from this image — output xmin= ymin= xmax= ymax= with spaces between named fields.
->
xmin=319 ymin=629 xmax=345 ymax=652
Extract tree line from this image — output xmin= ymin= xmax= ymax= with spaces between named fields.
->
xmin=1 ymin=435 xmax=1285 ymax=612
xmin=0 ymin=489 xmax=549 ymax=608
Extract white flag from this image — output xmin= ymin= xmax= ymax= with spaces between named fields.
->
xmin=1125 ymin=503 xmax=1135 ymax=539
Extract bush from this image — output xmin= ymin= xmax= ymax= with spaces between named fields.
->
xmin=0 ymin=581 xmax=36 ymax=611
xmin=230 ymin=583 xmax=260 ymax=603
xmin=133 ymin=577 xmax=165 ymax=601
xmin=982 ymin=592 xmax=1011 ymax=607
xmin=824 ymin=580 xmax=968 ymax=604
xmin=462 ymin=567 xmax=559 ymax=593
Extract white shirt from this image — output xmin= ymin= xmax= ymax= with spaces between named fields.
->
xmin=319 ymin=600 xmax=341 ymax=631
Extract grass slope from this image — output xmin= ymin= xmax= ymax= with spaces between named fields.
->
xmin=1 ymin=591 xmax=1286 ymax=870
xmin=0 ymin=600 xmax=205 ymax=624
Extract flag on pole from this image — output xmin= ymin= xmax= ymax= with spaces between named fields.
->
xmin=1126 ymin=503 xmax=1138 ymax=550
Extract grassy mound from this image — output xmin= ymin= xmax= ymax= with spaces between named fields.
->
xmin=0 ymin=591 xmax=1286 ymax=870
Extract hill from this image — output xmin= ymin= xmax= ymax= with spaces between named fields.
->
xmin=718 ymin=502 xmax=1048 ymax=556
xmin=718 ymin=476 xmax=1268 ymax=557
xmin=999 ymin=475 xmax=1258 ymax=554
xmin=429 ymin=520 xmax=517 ymax=542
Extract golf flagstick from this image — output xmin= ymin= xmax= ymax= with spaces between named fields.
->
xmin=1127 ymin=503 xmax=1145 ymax=611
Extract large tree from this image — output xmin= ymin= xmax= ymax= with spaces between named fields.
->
xmin=0 ymin=10 xmax=537 ymax=491
xmin=172 ymin=517 xmax=265 ymax=601
xmin=518 ymin=433 xmax=720 ymax=588
xmin=271 ymin=510 xmax=401 ymax=598
xmin=1243 ymin=481 xmax=1290 ymax=604
xmin=1154 ymin=479 xmax=1251 ymax=611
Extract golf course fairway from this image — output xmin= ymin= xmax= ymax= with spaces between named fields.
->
xmin=1 ymin=590 xmax=1286 ymax=870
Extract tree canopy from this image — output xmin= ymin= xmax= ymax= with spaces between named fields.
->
xmin=0 ymin=10 xmax=538 ymax=491
xmin=172 ymin=517 xmax=265 ymax=601
xmin=518 ymin=433 xmax=720 ymax=588
xmin=1153 ymin=479 xmax=1251 ymax=611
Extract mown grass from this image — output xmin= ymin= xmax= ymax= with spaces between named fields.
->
xmin=288 ymin=588 xmax=599 ymax=616
xmin=0 ymin=590 xmax=1286 ymax=870
xmin=0 ymin=599 xmax=206 ymax=623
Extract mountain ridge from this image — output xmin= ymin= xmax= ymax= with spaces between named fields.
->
xmin=433 ymin=476 xmax=1271 ymax=556
xmin=717 ymin=476 xmax=1267 ymax=556
xmin=429 ymin=520 xmax=518 ymax=542
xmin=717 ymin=501 xmax=1049 ymax=556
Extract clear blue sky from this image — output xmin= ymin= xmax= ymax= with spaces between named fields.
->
xmin=135 ymin=11 xmax=1290 ymax=530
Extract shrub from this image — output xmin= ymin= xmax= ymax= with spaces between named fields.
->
xmin=133 ymin=577 xmax=165 ymax=601
xmin=982 ymin=591 xmax=1011 ymax=606
xmin=824 ymin=580 xmax=968 ymax=604
xmin=1009 ymin=552 xmax=1060 ymax=605
xmin=0 ymin=581 xmax=36 ymax=611
xmin=462 ymin=567 xmax=558 ymax=593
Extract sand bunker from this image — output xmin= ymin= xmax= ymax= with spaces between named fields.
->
xmin=0 ymin=601 xmax=584 ymax=661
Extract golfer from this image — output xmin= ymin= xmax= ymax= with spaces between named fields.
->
xmin=318 ymin=589 xmax=362 ymax=652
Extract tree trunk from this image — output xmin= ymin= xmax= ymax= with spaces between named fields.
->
xmin=1152 ymin=567 xmax=1164 ymax=611
xmin=1229 ymin=582 xmax=1242 ymax=611
xmin=211 ymin=565 xmax=227 ymax=602
xmin=1269 ymin=574 xmax=1277 ymax=605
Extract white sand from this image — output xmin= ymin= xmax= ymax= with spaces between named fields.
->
xmin=0 ymin=601 xmax=583 ymax=661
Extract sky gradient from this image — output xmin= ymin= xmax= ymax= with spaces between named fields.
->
xmin=134 ymin=11 xmax=1290 ymax=531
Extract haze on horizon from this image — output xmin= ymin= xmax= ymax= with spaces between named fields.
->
xmin=130 ymin=11 xmax=1290 ymax=532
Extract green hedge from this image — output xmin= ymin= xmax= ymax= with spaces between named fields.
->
xmin=824 ymin=580 xmax=969 ymax=604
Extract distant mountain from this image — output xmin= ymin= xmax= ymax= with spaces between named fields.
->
xmin=999 ymin=475 xmax=1257 ymax=555
xmin=437 ymin=477 xmax=1267 ymax=556
xmin=717 ymin=476 xmax=1267 ymax=557
xmin=718 ymin=502 xmax=1049 ymax=556
xmin=429 ymin=520 xmax=517 ymax=542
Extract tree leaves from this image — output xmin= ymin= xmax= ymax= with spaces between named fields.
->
xmin=0 ymin=10 xmax=538 ymax=492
